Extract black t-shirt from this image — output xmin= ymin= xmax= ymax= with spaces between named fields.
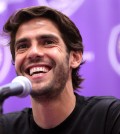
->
xmin=0 ymin=93 xmax=120 ymax=134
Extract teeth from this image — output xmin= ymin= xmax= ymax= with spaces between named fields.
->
xmin=30 ymin=67 xmax=49 ymax=75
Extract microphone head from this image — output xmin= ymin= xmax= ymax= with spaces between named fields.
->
xmin=12 ymin=76 xmax=32 ymax=97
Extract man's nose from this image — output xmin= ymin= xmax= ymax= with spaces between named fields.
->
xmin=26 ymin=44 xmax=44 ymax=60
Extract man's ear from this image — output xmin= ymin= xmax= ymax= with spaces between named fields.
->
xmin=69 ymin=51 xmax=82 ymax=68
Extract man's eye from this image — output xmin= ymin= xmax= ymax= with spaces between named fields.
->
xmin=16 ymin=44 xmax=28 ymax=51
xmin=44 ymin=40 xmax=54 ymax=45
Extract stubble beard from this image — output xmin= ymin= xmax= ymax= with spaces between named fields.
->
xmin=30 ymin=55 xmax=70 ymax=102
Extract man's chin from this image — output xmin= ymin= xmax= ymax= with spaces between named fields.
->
xmin=30 ymin=82 xmax=65 ymax=101
xmin=30 ymin=87 xmax=56 ymax=102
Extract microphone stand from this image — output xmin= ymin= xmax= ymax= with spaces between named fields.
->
xmin=0 ymin=98 xmax=4 ymax=115
xmin=0 ymin=94 xmax=9 ymax=115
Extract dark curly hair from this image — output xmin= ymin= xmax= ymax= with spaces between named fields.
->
xmin=3 ymin=6 xmax=84 ymax=90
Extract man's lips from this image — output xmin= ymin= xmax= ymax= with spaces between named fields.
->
xmin=30 ymin=66 xmax=50 ymax=76
xmin=25 ymin=64 xmax=52 ymax=76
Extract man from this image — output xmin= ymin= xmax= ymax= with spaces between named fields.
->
xmin=0 ymin=6 xmax=120 ymax=134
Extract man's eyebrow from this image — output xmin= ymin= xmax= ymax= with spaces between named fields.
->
xmin=15 ymin=38 xmax=29 ymax=46
xmin=37 ymin=34 xmax=59 ymax=41
xmin=15 ymin=34 xmax=59 ymax=46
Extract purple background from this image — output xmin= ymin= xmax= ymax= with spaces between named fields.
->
xmin=0 ymin=0 xmax=120 ymax=113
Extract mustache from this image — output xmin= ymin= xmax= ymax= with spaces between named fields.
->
xmin=25 ymin=56 xmax=56 ymax=67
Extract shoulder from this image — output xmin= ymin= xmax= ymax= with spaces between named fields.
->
xmin=75 ymin=93 xmax=120 ymax=133
xmin=0 ymin=108 xmax=32 ymax=133
xmin=75 ymin=93 xmax=120 ymax=118
xmin=75 ymin=93 xmax=120 ymax=108
xmin=0 ymin=108 xmax=32 ymax=121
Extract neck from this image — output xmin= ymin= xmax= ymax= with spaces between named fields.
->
xmin=31 ymin=89 xmax=76 ymax=129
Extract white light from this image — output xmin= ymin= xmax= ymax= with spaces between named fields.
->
xmin=0 ymin=1 xmax=7 ymax=14
xmin=0 ymin=0 xmax=26 ymax=14
xmin=0 ymin=35 xmax=12 ymax=83
xmin=108 ymin=25 xmax=120 ymax=75
xmin=37 ymin=0 xmax=85 ymax=16
xmin=83 ymin=51 xmax=95 ymax=62
xmin=0 ymin=49 xmax=3 ymax=64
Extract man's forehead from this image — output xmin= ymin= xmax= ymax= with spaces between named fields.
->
xmin=15 ymin=17 xmax=63 ymax=43
xmin=17 ymin=18 xmax=57 ymax=31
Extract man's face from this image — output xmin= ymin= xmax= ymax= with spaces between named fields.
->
xmin=15 ymin=18 xmax=73 ymax=100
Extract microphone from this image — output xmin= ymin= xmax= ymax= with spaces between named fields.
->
xmin=0 ymin=76 xmax=32 ymax=100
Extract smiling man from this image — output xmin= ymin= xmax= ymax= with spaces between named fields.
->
xmin=0 ymin=6 xmax=120 ymax=134
xmin=15 ymin=18 xmax=72 ymax=101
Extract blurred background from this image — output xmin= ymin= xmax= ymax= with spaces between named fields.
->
xmin=0 ymin=0 xmax=120 ymax=113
